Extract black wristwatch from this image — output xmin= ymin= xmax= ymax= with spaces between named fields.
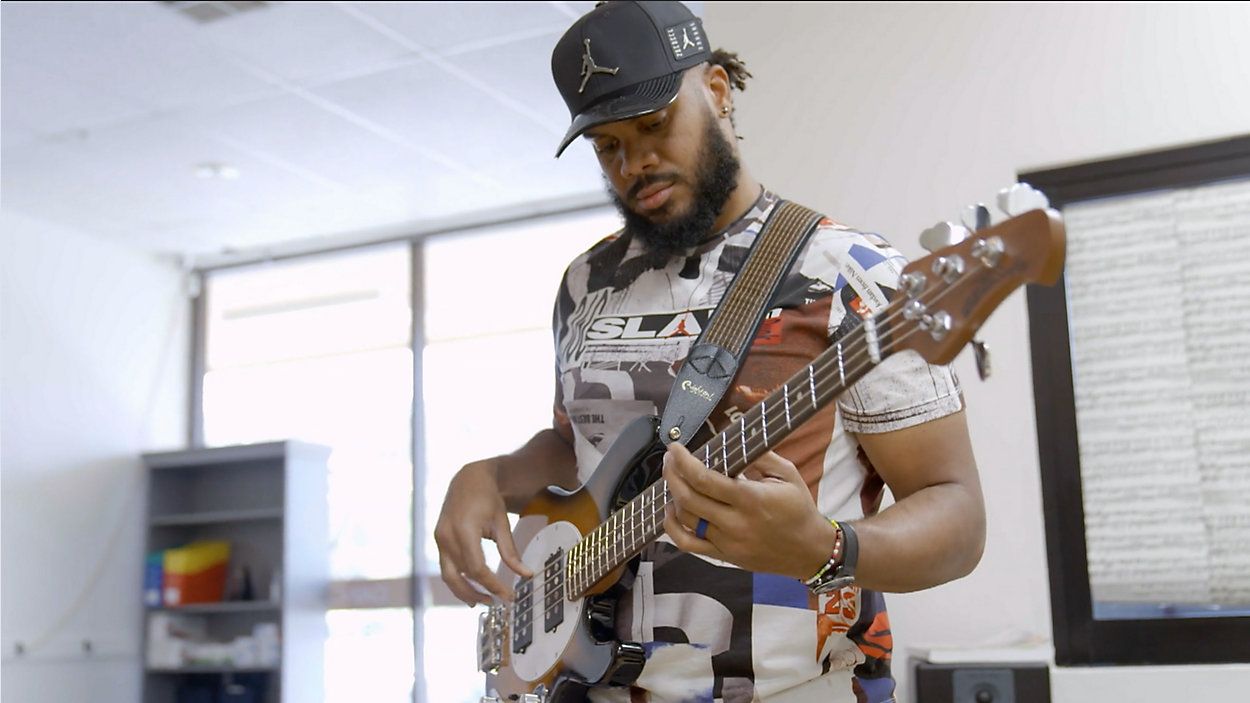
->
xmin=803 ymin=520 xmax=859 ymax=594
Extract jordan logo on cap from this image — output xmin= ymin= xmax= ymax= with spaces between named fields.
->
xmin=578 ymin=38 xmax=619 ymax=93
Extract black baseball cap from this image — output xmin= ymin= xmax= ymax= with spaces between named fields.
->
xmin=551 ymin=1 xmax=712 ymax=157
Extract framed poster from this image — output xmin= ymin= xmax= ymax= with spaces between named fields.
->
xmin=1022 ymin=134 xmax=1250 ymax=665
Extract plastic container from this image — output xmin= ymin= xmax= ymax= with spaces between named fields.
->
xmin=163 ymin=541 xmax=231 ymax=605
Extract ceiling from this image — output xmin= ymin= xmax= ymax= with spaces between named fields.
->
xmin=0 ymin=1 xmax=700 ymax=266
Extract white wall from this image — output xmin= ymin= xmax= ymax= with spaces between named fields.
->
xmin=704 ymin=2 xmax=1250 ymax=700
xmin=1 ymin=210 xmax=189 ymax=702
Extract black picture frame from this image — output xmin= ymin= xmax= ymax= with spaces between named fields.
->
xmin=1020 ymin=134 xmax=1250 ymax=666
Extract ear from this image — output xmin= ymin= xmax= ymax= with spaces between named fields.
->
xmin=701 ymin=62 xmax=732 ymax=113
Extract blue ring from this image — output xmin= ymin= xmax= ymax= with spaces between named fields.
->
xmin=695 ymin=518 xmax=709 ymax=539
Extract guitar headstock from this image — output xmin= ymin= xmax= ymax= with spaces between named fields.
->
xmin=893 ymin=188 xmax=1066 ymax=366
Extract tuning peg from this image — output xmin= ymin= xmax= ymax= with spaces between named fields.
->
xmin=973 ymin=339 xmax=992 ymax=380
xmin=960 ymin=203 xmax=991 ymax=232
xmin=996 ymin=182 xmax=1050 ymax=217
xmin=919 ymin=221 xmax=971 ymax=254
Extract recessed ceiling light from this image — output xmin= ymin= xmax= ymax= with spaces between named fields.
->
xmin=194 ymin=162 xmax=241 ymax=180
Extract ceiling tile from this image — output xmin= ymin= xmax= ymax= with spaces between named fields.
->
xmin=311 ymin=62 xmax=555 ymax=170
xmin=1 ymin=115 xmax=329 ymax=251
xmin=0 ymin=1 xmax=275 ymax=112
xmin=447 ymin=32 xmax=570 ymax=145
xmin=189 ymin=91 xmax=445 ymax=187
xmin=0 ymin=57 xmax=149 ymax=136
xmin=197 ymin=2 xmax=414 ymax=84
xmin=349 ymin=1 xmax=570 ymax=53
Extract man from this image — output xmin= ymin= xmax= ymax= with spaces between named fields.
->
xmin=435 ymin=2 xmax=985 ymax=701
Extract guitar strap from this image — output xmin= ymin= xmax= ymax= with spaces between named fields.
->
xmin=658 ymin=199 xmax=824 ymax=447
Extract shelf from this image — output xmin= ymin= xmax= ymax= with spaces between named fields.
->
xmin=147 ymin=665 xmax=280 ymax=674
xmin=149 ymin=601 xmax=280 ymax=614
xmin=144 ymin=441 xmax=291 ymax=469
xmin=142 ymin=440 xmax=330 ymax=702
xmin=150 ymin=508 xmax=283 ymax=526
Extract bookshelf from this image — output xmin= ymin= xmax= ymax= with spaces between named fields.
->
xmin=141 ymin=440 xmax=329 ymax=703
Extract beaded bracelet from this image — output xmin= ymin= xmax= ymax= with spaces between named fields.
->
xmin=802 ymin=518 xmax=844 ymax=588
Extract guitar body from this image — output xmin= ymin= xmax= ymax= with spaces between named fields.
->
xmin=481 ymin=415 xmax=660 ymax=703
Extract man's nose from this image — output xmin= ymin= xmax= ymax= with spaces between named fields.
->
xmin=619 ymin=141 xmax=659 ymax=180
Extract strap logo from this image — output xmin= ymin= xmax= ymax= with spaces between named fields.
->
xmin=681 ymin=379 xmax=716 ymax=402
xmin=578 ymin=38 xmax=619 ymax=93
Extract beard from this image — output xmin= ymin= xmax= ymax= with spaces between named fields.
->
xmin=606 ymin=107 xmax=741 ymax=260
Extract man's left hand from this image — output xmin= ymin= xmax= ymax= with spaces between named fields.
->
xmin=661 ymin=442 xmax=835 ymax=579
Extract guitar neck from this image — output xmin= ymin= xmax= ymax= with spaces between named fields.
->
xmin=566 ymin=307 xmax=894 ymax=598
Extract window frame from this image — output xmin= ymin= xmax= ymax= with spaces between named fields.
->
xmin=1021 ymin=133 xmax=1250 ymax=666
xmin=189 ymin=201 xmax=617 ymax=702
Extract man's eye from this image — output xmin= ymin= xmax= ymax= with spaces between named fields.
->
xmin=594 ymin=141 xmax=616 ymax=155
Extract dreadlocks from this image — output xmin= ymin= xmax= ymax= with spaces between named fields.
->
xmin=710 ymin=49 xmax=752 ymax=91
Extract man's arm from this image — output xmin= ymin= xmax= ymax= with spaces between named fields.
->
xmin=661 ymin=409 xmax=985 ymax=592
xmin=434 ymin=428 xmax=579 ymax=604
xmin=845 ymin=409 xmax=985 ymax=591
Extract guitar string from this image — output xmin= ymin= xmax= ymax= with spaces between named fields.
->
xmin=506 ymin=254 xmax=995 ymax=623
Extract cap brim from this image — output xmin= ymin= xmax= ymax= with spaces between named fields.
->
xmin=554 ymin=71 xmax=684 ymax=158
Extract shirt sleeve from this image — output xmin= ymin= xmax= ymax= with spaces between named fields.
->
xmin=551 ymin=267 xmax=577 ymax=445
xmin=797 ymin=223 xmax=964 ymax=434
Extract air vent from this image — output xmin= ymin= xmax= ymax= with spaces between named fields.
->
xmin=159 ymin=1 xmax=274 ymax=24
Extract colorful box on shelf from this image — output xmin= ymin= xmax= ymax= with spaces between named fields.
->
xmin=144 ymin=552 xmax=164 ymax=606
xmin=163 ymin=540 xmax=231 ymax=606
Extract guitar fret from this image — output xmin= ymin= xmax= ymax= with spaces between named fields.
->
xmin=629 ymin=499 xmax=637 ymax=552
xmin=592 ymin=529 xmax=601 ymax=581
xmin=650 ymin=485 xmax=660 ymax=532
xmin=761 ymin=402 xmax=769 ymax=447
xmin=584 ymin=533 xmax=592 ymax=586
xmin=837 ymin=342 xmax=845 ymax=386
xmin=659 ymin=482 xmax=667 ymax=531
xmin=721 ymin=435 xmax=728 ymax=474
xmin=864 ymin=317 xmax=881 ymax=364
xmin=637 ymin=496 xmax=645 ymax=550
xmin=650 ymin=480 xmax=660 ymax=535
xmin=613 ymin=512 xmax=621 ymax=562
xmin=783 ymin=384 xmax=792 ymax=428
xmin=600 ymin=525 xmax=607 ymax=576
xmin=608 ymin=513 xmax=616 ymax=565
xmin=808 ymin=365 xmax=817 ymax=408
xmin=640 ymin=490 xmax=650 ymax=545
xmin=740 ymin=416 xmax=747 ymax=464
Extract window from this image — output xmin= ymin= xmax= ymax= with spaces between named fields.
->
xmin=419 ymin=207 xmax=621 ymax=702
xmin=1022 ymin=134 xmax=1250 ymax=665
xmin=197 ymin=207 xmax=621 ymax=702
xmin=202 ymin=243 xmax=415 ymax=701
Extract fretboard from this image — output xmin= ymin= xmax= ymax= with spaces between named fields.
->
xmin=565 ymin=310 xmax=892 ymax=598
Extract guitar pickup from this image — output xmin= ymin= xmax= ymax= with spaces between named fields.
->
xmin=477 ymin=603 xmax=506 ymax=673
xmin=543 ymin=548 xmax=566 ymax=633
xmin=512 ymin=577 xmax=534 ymax=654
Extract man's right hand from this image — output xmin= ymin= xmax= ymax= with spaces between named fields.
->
xmin=434 ymin=459 xmax=532 ymax=605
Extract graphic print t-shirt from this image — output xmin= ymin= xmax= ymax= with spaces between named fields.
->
xmin=551 ymin=190 xmax=963 ymax=703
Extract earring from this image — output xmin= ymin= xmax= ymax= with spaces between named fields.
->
xmin=720 ymin=106 xmax=731 ymax=116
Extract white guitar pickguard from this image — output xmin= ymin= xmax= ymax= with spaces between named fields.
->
xmin=510 ymin=521 xmax=586 ymax=683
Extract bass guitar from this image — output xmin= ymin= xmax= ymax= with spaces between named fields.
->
xmin=477 ymin=187 xmax=1066 ymax=703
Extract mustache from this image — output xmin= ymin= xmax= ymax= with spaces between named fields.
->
xmin=628 ymin=173 xmax=682 ymax=201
